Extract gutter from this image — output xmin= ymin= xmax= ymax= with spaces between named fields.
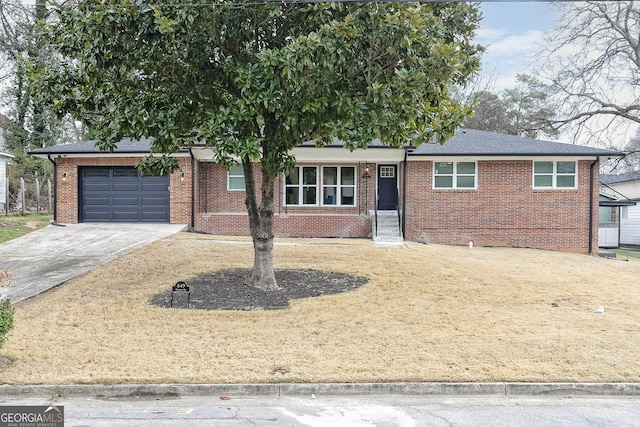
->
xmin=589 ymin=156 xmax=600 ymax=256
xmin=189 ymin=148 xmax=195 ymax=231
xmin=402 ymin=147 xmax=409 ymax=238
xmin=46 ymin=154 xmax=62 ymax=226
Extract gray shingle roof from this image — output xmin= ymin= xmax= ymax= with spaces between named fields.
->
xmin=29 ymin=129 xmax=621 ymax=158
xmin=29 ymin=137 xmax=163 ymax=155
xmin=410 ymin=128 xmax=621 ymax=157
xmin=600 ymin=171 xmax=640 ymax=184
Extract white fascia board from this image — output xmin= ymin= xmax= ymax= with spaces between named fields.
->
xmin=291 ymin=146 xmax=404 ymax=163
xmin=191 ymin=147 xmax=215 ymax=161
xmin=193 ymin=146 xmax=405 ymax=163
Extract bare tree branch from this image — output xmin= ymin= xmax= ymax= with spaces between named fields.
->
xmin=542 ymin=1 xmax=640 ymax=147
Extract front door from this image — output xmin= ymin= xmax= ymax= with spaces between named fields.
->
xmin=377 ymin=164 xmax=398 ymax=210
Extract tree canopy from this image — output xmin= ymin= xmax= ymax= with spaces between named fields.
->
xmin=543 ymin=1 xmax=640 ymax=146
xmin=462 ymin=74 xmax=558 ymax=139
xmin=0 ymin=0 xmax=70 ymax=153
xmin=30 ymin=1 xmax=483 ymax=289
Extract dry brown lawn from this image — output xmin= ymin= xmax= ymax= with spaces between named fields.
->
xmin=2 ymin=233 xmax=640 ymax=385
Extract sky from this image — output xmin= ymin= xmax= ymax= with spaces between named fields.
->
xmin=476 ymin=1 xmax=558 ymax=91
xmin=476 ymin=2 xmax=638 ymax=149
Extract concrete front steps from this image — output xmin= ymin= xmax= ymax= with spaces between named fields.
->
xmin=372 ymin=210 xmax=405 ymax=246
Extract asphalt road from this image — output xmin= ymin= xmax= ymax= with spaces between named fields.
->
xmin=1 ymin=394 xmax=639 ymax=426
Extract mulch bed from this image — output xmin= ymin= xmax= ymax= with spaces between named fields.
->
xmin=149 ymin=268 xmax=369 ymax=311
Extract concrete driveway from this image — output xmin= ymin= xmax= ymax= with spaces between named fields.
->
xmin=0 ymin=223 xmax=186 ymax=303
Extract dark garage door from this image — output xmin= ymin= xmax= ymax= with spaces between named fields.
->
xmin=80 ymin=167 xmax=170 ymax=222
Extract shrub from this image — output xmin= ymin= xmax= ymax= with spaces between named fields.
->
xmin=0 ymin=299 xmax=14 ymax=350
xmin=0 ymin=270 xmax=14 ymax=349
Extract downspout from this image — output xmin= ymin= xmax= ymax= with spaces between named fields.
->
xmin=588 ymin=155 xmax=599 ymax=256
xmin=402 ymin=147 xmax=408 ymax=238
xmin=47 ymin=154 xmax=58 ymax=225
xmin=189 ymin=148 xmax=195 ymax=232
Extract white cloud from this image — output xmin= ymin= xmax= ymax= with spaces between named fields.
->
xmin=484 ymin=30 xmax=546 ymax=56
xmin=475 ymin=29 xmax=548 ymax=90
xmin=475 ymin=27 xmax=507 ymax=42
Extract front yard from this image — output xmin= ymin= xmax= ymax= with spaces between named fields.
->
xmin=0 ymin=214 xmax=52 ymax=243
xmin=3 ymin=233 xmax=640 ymax=385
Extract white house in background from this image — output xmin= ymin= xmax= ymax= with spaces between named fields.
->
xmin=0 ymin=117 xmax=13 ymax=210
xmin=0 ymin=150 xmax=13 ymax=211
xmin=600 ymin=172 xmax=640 ymax=247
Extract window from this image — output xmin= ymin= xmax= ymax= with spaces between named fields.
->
xmin=379 ymin=166 xmax=395 ymax=178
xmin=113 ymin=169 xmax=138 ymax=178
xmin=227 ymin=163 xmax=245 ymax=190
xmin=83 ymin=169 xmax=109 ymax=178
xmin=433 ymin=161 xmax=476 ymax=189
xmin=533 ymin=161 xmax=576 ymax=189
xmin=322 ymin=166 xmax=355 ymax=206
xmin=286 ymin=166 xmax=318 ymax=205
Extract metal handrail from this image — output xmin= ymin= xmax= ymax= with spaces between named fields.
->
xmin=395 ymin=188 xmax=401 ymax=237
xmin=374 ymin=192 xmax=378 ymax=237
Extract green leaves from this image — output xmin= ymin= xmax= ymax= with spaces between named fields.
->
xmin=32 ymin=1 xmax=482 ymax=167
xmin=138 ymin=154 xmax=180 ymax=176
xmin=0 ymin=298 xmax=15 ymax=351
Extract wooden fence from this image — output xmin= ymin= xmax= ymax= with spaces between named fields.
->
xmin=2 ymin=177 xmax=53 ymax=215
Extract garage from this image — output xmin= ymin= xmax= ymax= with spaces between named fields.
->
xmin=80 ymin=167 xmax=170 ymax=222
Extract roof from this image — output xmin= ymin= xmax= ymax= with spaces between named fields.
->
xmin=599 ymin=200 xmax=637 ymax=207
xmin=410 ymin=128 xmax=621 ymax=157
xmin=29 ymin=128 xmax=621 ymax=159
xmin=29 ymin=137 xmax=170 ymax=156
xmin=600 ymin=171 xmax=640 ymax=185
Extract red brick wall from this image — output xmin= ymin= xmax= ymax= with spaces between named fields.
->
xmin=194 ymin=162 xmax=374 ymax=238
xmin=169 ymin=158 xmax=193 ymax=226
xmin=404 ymin=159 xmax=598 ymax=254
xmin=52 ymin=155 xmax=599 ymax=254
xmin=53 ymin=156 xmax=191 ymax=225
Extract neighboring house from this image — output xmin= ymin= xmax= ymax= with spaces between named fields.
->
xmin=29 ymin=128 xmax=620 ymax=255
xmin=0 ymin=151 xmax=13 ymax=211
xmin=0 ymin=117 xmax=14 ymax=211
xmin=600 ymin=172 xmax=640 ymax=247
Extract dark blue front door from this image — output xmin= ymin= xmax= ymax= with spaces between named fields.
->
xmin=377 ymin=164 xmax=398 ymax=210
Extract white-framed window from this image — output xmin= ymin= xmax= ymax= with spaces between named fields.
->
xmin=433 ymin=161 xmax=476 ymax=189
xmin=286 ymin=166 xmax=318 ymax=205
xmin=227 ymin=163 xmax=245 ymax=190
xmin=533 ymin=161 xmax=577 ymax=189
xmin=322 ymin=166 xmax=355 ymax=206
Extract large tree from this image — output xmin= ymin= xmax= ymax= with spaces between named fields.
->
xmin=543 ymin=1 xmax=640 ymax=145
xmin=462 ymin=74 xmax=558 ymax=139
xmin=0 ymin=0 xmax=68 ymax=153
xmin=31 ymin=1 xmax=482 ymax=290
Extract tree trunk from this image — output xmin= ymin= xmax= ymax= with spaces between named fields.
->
xmin=248 ymin=231 xmax=278 ymax=291
xmin=242 ymin=157 xmax=280 ymax=291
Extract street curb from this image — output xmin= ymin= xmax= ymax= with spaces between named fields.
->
xmin=0 ymin=383 xmax=639 ymax=399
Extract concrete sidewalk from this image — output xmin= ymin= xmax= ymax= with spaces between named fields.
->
xmin=0 ymin=223 xmax=186 ymax=303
